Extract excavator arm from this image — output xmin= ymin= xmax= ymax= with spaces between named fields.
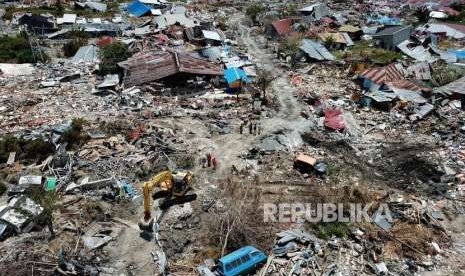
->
xmin=142 ymin=170 xmax=173 ymax=220
xmin=139 ymin=170 xmax=197 ymax=232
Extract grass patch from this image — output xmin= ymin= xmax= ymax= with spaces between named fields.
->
xmin=3 ymin=5 xmax=64 ymax=21
xmin=312 ymin=222 xmax=350 ymax=240
xmin=0 ymin=33 xmax=47 ymax=63
xmin=334 ymin=41 xmax=402 ymax=65
xmin=0 ymin=135 xmax=54 ymax=164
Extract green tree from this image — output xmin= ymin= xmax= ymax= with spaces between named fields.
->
xmin=323 ymin=35 xmax=335 ymax=48
xmin=245 ymin=4 xmax=265 ymax=24
xmin=278 ymin=35 xmax=303 ymax=68
xmin=63 ymin=29 xmax=89 ymax=57
xmin=414 ymin=7 xmax=430 ymax=23
xmin=99 ymin=42 xmax=130 ymax=75
xmin=32 ymin=191 xmax=59 ymax=239
xmin=256 ymin=68 xmax=277 ymax=98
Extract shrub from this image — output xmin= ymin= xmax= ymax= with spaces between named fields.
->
xmin=0 ymin=34 xmax=47 ymax=63
xmin=278 ymin=34 xmax=303 ymax=68
xmin=61 ymin=118 xmax=90 ymax=149
xmin=313 ymin=222 xmax=350 ymax=240
xmin=0 ymin=135 xmax=54 ymax=164
xmin=99 ymin=42 xmax=130 ymax=75
xmin=246 ymin=4 xmax=266 ymax=23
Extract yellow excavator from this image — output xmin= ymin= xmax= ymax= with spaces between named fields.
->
xmin=138 ymin=170 xmax=197 ymax=231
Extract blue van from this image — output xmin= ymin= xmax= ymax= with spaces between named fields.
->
xmin=217 ymin=246 xmax=267 ymax=276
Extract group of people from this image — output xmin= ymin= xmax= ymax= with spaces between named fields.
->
xmin=205 ymin=153 xmax=217 ymax=170
xmin=239 ymin=120 xmax=261 ymax=135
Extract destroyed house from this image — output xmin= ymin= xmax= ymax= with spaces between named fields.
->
xmin=372 ymin=25 xmax=412 ymax=50
xmin=75 ymin=2 xmax=108 ymax=13
xmin=118 ymin=50 xmax=224 ymax=87
xmin=421 ymin=23 xmax=465 ymax=40
xmin=299 ymin=39 xmax=335 ymax=61
xmin=18 ymin=14 xmax=56 ymax=34
xmin=298 ymin=3 xmax=330 ymax=21
xmin=266 ymin=19 xmax=294 ymax=38
xmin=359 ymin=64 xmax=404 ymax=92
xmin=434 ymin=75 xmax=465 ymax=105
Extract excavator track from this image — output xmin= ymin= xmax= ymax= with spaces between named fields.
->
xmin=160 ymin=194 xmax=197 ymax=210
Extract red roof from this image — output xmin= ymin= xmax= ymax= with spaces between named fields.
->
xmin=272 ymin=19 xmax=293 ymax=36
xmin=360 ymin=64 xmax=403 ymax=85
xmin=386 ymin=79 xmax=431 ymax=92
xmin=97 ymin=36 xmax=113 ymax=47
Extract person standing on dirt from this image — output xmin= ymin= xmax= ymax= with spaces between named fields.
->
xmin=249 ymin=121 xmax=253 ymax=134
xmin=253 ymin=123 xmax=257 ymax=135
xmin=240 ymin=122 xmax=244 ymax=134
xmin=212 ymin=156 xmax=217 ymax=170
xmin=207 ymin=153 xmax=212 ymax=167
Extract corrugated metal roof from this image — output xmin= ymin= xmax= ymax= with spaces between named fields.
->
xmin=62 ymin=13 xmax=77 ymax=24
xmin=120 ymin=50 xmax=223 ymax=86
xmin=373 ymin=25 xmax=411 ymax=37
xmin=202 ymin=30 xmax=222 ymax=41
xmin=339 ymin=25 xmax=361 ymax=33
xmin=127 ymin=1 xmax=150 ymax=17
xmin=316 ymin=32 xmax=354 ymax=46
xmin=224 ymin=67 xmax=250 ymax=85
xmin=391 ymin=87 xmax=427 ymax=103
xmin=387 ymin=79 xmax=431 ymax=92
xmin=72 ymin=44 xmax=98 ymax=63
xmin=83 ymin=2 xmax=107 ymax=12
xmin=300 ymin=39 xmax=335 ymax=61
xmin=397 ymin=40 xmax=436 ymax=62
xmin=271 ymin=19 xmax=292 ymax=36
xmin=423 ymin=23 xmax=465 ymax=39
xmin=153 ymin=13 xmax=197 ymax=28
xmin=360 ymin=64 xmax=404 ymax=85
xmin=434 ymin=75 xmax=465 ymax=95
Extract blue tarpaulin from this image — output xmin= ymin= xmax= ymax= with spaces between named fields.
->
xmin=367 ymin=15 xmax=400 ymax=26
xmin=454 ymin=50 xmax=465 ymax=60
xmin=127 ymin=1 xmax=150 ymax=17
xmin=224 ymin=67 xmax=250 ymax=88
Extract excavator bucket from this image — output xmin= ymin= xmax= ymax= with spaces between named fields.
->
xmin=139 ymin=217 xmax=154 ymax=232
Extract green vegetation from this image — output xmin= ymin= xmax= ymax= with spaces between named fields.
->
xmin=245 ymin=4 xmax=266 ymax=24
xmin=62 ymin=29 xmax=89 ymax=57
xmin=99 ymin=42 xmax=130 ymax=75
xmin=3 ymin=5 xmax=64 ymax=21
xmin=0 ymin=34 xmax=47 ymax=63
xmin=334 ymin=41 xmax=402 ymax=65
xmin=450 ymin=3 xmax=465 ymax=24
xmin=430 ymin=61 xmax=464 ymax=87
xmin=61 ymin=118 xmax=90 ymax=149
xmin=73 ymin=1 xmax=120 ymax=18
xmin=313 ymin=222 xmax=350 ymax=240
xmin=278 ymin=34 xmax=303 ymax=68
xmin=323 ymin=35 xmax=336 ymax=48
xmin=0 ymin=135 xmax=54 ymax=164
xmin=286 ymin=4 xmax=298 ymax=16
xmin=414 ymin=7 xmax=430 ymax=23
xmin=29 ymin=190 xmax=59 ymax=239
